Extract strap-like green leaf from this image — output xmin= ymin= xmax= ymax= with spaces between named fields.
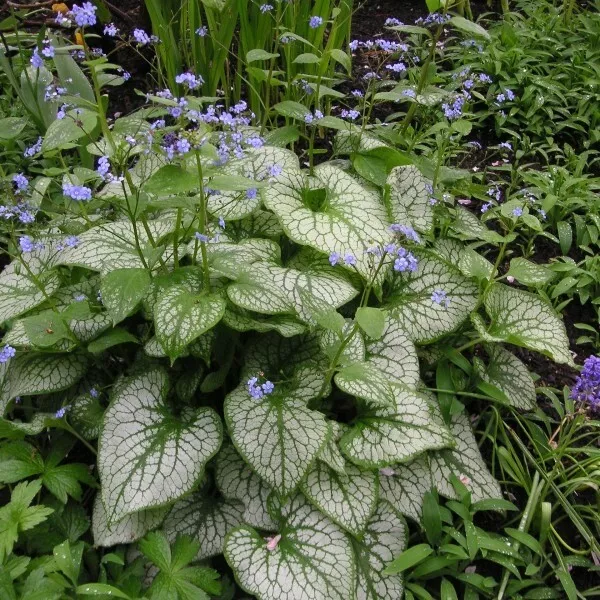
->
xmin=224 ymin=494 xmax=355 ymax=600
xmin=98 ymin=368 xmax=222 ymax=523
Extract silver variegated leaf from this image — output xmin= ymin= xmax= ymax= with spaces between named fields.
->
xmin=430 ymin=411 xmax=502 ymax=503
xmin=208 ymin=238 xmax=281 ymax=279
xmin=335 ymin=362 xmax=397 ymax=407
xmin=354 ymin=500 xmax=406 ymax=600
xmin=386 ymin=165 xmax=433 ymax=234
xmin=482 ymin=284 xmax=574 ymax=365
xmin=225 ymin=494 xmax=355 ymax=600
xmin=365 ymin=314 xmax=420 ymax=388
xmin=57 ymin=220 xmax=175 ymax=274
xmin=227 ymin=260 xmax=358 ymax=321
xmin=340 ymin=386 xmax=452 ymax=468
xmin=163 ymin=493 xmax=244 ymax=559
xmin=154 ymin=283 xmax=225 ymax=361
xmin=386 ymin=251 xmax=478 ymax=343
xmin=378 ymin=456 xmax=432 ymax=521
xmin=262 ymin=163 xmax=389 ymax=279
xmin=216 ymin=444 xmax=277 ymax=530
xmin=317 ymin=421 xmax=347 ymax=475
xmin=0 ymin=353 xmax=87 ymax=411
xmin=301 ymin=460 xmax=378 ymax=536
xmin=92 ymin=495 xmax=167 ymax=547
xmin=207 ymin=146 xmax=299 ymax=220
xmin=70 ymin=392 xmax=105 ymax=440
xmin=224 ymin=383 xmax=330 ymax=496
xmin=223 ymin=306 xmax=306 ymax=338
xmin=0 ymin=252 xmax=61 ymax=324
xmin=98 ymin=368 xmax=222 ymax=523
xmin=474 ymin=345 xmax=536 ymax=410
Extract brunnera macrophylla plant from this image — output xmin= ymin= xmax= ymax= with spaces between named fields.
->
xmin=0 ymin=8 xmax=576 ymax=600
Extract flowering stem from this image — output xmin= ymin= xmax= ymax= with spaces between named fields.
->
xmin=195 ymin=152 xmax=211 ymax=291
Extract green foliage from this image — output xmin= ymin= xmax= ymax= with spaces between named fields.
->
xmin=0 ymin=0 xmax=598 ymax=598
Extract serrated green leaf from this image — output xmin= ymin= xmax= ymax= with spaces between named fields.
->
xmin=474 ymin=345 xmax=536 ymax=410
xmin=216 ymin=444 xmax=277 ymax=529
xmin=386 ymin=166 xmax=433 ymax=234
xmin=92 ymin=495 xmax=167 ymax=547
xmin=355 ymin=501 xmax=407 ymax=599
xmin=301 ymin=461 xmax=377 ymax=535
xmin=98 ymin=369 xmax=222 ymax=523
xmin=340 ymin=387 xmax=452 ymax=468
xmin=482 ymin=284 xmax=573 ymax=365
xmin=225 ymin=494 xmax=355 ymax=600
xmin=100 ymin=268 xmax=151 ymax=324
xmin=224 ymin=383 xmax=329 ymax=496
xmin=155 ymin=283 xmax=225 ymax=361
xmin=163 ymin=494 xmax=244 ymax=560
xmin=263 ymin=163 xmax=389 ymax=279
xmin=386 ymin=252 xmax=478 ymax=343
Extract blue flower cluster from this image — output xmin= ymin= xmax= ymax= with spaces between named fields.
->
xmin=63 ymin=182 xmax=92 ymax=201
xmin=248 ymin=376 xmax=275 ymax=400
xmin=571 ymin=355 xmax=600 ymax=410
xmin=19 ymin=236 xmax=44 ymax=253
xmin=431 ymin=289 xmax=450 ymax=307
xmin=0 ymin=344 xmax=16 ymax=364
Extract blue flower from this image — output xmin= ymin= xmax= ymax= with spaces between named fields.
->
xmin=104 ymin=23 xmax=118 ymax=36
xmin=64 ymin=236 xmax=80 ymax=248
xmin=196 ymin=26 xmax=208 ymax=37
xmin=12 ymin=173 xmax=29 ymax=192
xmin=260 ymin=3 xmax=274 ymax=13
xmin=340 ymin=109 xmax=360 ymax=120
xmin=385 ymin=18 xmax=403 ymax=26
xmin=268 ymin=164 xmax=282 ymax=177
xmin=218 ymin=216 xmax=226 ymax=228
xmin=481 ymin=202 xmax=491 ymax=213
xmin=246 ymin=188 xmax=258 ymax=199
xmin=30 ymin=48 xmax=43 ymax=69
xmin=41 ymin=40 xmax=55 ymax=58
xmin=63 ymin=182 xmax=92 ymax=201
xmin=73 ymin=293 xmax=86 ymax=302
xmin=24 ymin=137 xmax=42 ymax=157
xmin=431 ymin=289 xmax=450 ymax=307
xmin=386 ymin=62 xmax=407 ymax=73
xmin=97 ymin=156 xmax=111 ymax=178
xmin=175 ymin=72 xmax=204 ymax=90
xmin=571 ymin=355 xmax=600 ymax=410
xmin=55 ymin=406 xmax=69 ymax=418
xmin=442 ymin=96 xmax=465 ymax=120
xmin=72 ymin=2 xmax=97 ymax=27
xmin=262 ymin=381 xmax=274 ymax=394
xmin=195 ymin=232 xmax=209 ymax=243
xmin=19 ymin=236 xmax=42 ymax=253
xmin=393 ymin=247 xmax=418 ymax=273
xmin=309 ymin=15 xmax=324 ymax=28
xmin=351 ymin=89 xmax=364 ymax=97
xmin=132 ymin=28 xmax=153 ymax=45
xmin=389 ymin=223 xmax=420 ymax=243
xmin=512 ymin=207 xmax=523 ymax=217
xmin=0 ymin=344 xmax=16 ymax=364
xmin=344 ymin=253 xmax=357 ymax=266
xmin=329 ymin=252 xmax=340 ymax=266
xmin=499 ymin=141 xmax=512 ymax=151
xmin=90 ymin=387 xmax=99 ymax=398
